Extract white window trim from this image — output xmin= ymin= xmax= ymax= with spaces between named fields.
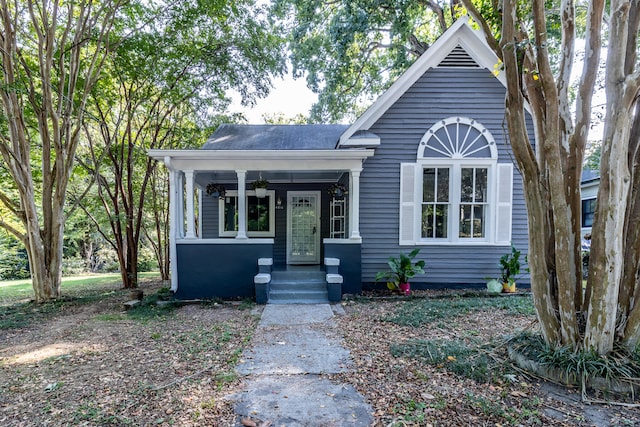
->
xmin=417 ymin=159 xmax=496 ymax=244
xmin=218 ymin=190 xmax=276 ymax=237
xmin=399 ymin=117 xmax=512 ymax=246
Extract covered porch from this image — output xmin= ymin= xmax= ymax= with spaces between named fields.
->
xmin=148 ymin=147 xmax=374 ymax=300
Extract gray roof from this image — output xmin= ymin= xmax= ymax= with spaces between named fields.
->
xmin=202 ymin=124 xmax=350 ymax=150
xmin=581 ymin=169 xmax=600 ymax=184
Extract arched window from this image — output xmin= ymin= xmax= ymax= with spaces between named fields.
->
xmin=399 ymin=117 xmax=512 ymax=245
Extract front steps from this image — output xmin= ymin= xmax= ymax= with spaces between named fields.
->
xmin=268 ymin=269 xmax=329 ymax=304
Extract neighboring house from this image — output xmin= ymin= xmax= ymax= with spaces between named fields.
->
xmin=149 ymin=17 xmax=533 ymax=302
xmin=581 ymin=169 xmax=599 ymax=247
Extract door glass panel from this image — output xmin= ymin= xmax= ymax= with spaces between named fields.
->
xmin=290 ymin=195 xmax=318 ymax=261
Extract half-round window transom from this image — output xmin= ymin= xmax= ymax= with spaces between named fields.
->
xmin=419 ymin=117 xmax=497 ymax=160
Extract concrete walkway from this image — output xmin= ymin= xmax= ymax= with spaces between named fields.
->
xmin=229 ymin=304 xmax=373 ymax=427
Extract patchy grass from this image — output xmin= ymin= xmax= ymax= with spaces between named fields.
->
xmin=385 ymin=294 xmax=535 ymax=327
xmin=391 ymin=338 xmax=510 ymax=383
xmin=0 ymin=272 xmax=160 ymax=300
xmin=0 ymin=273 xmax=160 ymax=330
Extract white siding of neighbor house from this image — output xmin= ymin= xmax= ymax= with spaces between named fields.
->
xmin=360 ymin=66 xmax=532 ymax=285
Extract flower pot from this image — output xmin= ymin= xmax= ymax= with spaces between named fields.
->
xmin=255 ymin=187 xmax=267 ymax=198
xmin=399 ymin=282 xmax=411 ymax=296
xmin=502 ymin=282 xmax=516 ymax=293
xmin=487 ymin=279 xmax=502 ymax=294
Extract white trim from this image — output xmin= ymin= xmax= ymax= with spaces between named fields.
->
xmin=236 ymin=170 xmax=247 ymax=239
xmin=185 ymin=170 xmax=196 ymax=238
xmin=176 ymin=238 xmax=274 ymax=244
xmin=169 ymin=170 xmax=179 ymax=292
xmin=218 ymin=190 xmax=276 ymax=238
xmin=417 ymin=161 xmax=496 ymax=244
xmin=287 ymin=191 xmax=321 ymax=264
xmin=349 ymin=169 xmax=361 ymax=239
xmin=322 ymin=238 xmax=361 ymax=244
xmin=418 ymin=117 xmax=497 ymax=160
xmin=339 ymin=16 xmax=506 ymax=145
xmin=324 ymin=257 xmax=340 ymax=266
xmin=148 ymin=149 xmax=375 ymax=172
xmin=340 ymin=136 xmax=381 ymax=147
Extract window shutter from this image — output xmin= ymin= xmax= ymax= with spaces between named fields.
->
xmin=399 ymin=163 xmax=417 ymax=245
xmin=495 ymin=163 xmax=513 ymax=245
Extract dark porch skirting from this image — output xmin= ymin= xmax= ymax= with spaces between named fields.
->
xmin=324 ymin=241 xmax=362 ymax=295
xmin=174 ymin=240 xmax=273 ymax=299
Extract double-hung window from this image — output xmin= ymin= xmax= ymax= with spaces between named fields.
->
xmin=400 ymin=117 xmax=513 ymax=245
xmin=218 ymin=190 xmax=275 ymax=237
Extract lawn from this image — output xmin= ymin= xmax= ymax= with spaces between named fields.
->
xmin=0 ymin=272 xmax=160 ymax=300
xmin=1 ymin=285 xmax=639 ymax=426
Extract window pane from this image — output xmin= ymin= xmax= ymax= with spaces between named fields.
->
xmin=435 ymin=205 xmax=448 ymax=238
xmin=473 ymin=205 xmax=485 ymax=237
xmin=582 ymin=198 xmax=596 ymax=227
xmin=224 ymin=197 xmax=238 ymax=232
xmin=475 ymin=168 xmax=487 ymax=202
xmin=461 ymin=168 xmax=473 ymax=202
xmin=421 ymin=205 xmax=434 ymax=238
xmin=437 ymin=168 xmax=449 ymax=202
xmin=247 ymin=196 xmax=270 ymax=232
xmin=459 ymin=205 xmax=471 ymax=237
xmin=423 ymin=168 xmax=435 ymax=202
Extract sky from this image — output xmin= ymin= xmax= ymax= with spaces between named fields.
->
xmin=228 ymin=73 xmax=317 ymax=124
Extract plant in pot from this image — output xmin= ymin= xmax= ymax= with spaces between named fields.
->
xmin=206 ymin=183 xmax=226 ymax=199
xmin=498 ymin=245 xmax=521 ymax=293
xmin=375 ymin=248 xmax=425 ymax=296
xmin=327 ymin=182 xmax=348 ymax=199
xmin=252 ymin=177 xmax=269 ymax=198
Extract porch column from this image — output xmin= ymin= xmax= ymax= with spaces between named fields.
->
xmin=184 ymin=170 xmax=196 ymax=239
xmin=236 ymin=170 xmax=248 ymax=239
xmin=349 ymin=168 xmax=362 ymax=240
xmin=176 ymin=172 xmax=184 ymax=238
xmin=167 ymin=164 xmax=179 ymax=292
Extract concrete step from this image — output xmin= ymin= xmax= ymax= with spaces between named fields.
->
xmin=269 ymin=280 xmax=326 ymax=292
xmin=270 ymin=270 xmax=326 ymax=282
xmin=268 ymin=289 xmax=329 ymax=304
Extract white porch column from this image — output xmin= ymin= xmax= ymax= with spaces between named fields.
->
xmin=184 ymin=170 xmax=196 ymax=238
xmin=176 ymin=172 xmax=185 ymax=238
xmin=349 ymin=168 xmax=362 ymax=240
xmin=167 ymin=165 xmax=179 ymax=292
xmin=236 ymin=170 xmax=248 ymax=239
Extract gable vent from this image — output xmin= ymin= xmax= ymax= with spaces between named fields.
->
xmin=438 ymin=45 xmax=479 ymax=67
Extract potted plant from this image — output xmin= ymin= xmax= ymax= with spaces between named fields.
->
xmin=327 ymin=182 xmax=348 ymax=199
xmin=206 ymin=183 xmax=226 ymax=199
xmin=375 ymin=248 xmax=425 ymax=295
xmin=252 ymin=177 xmax=269 ymax=198
xmin=499 ymin=245 xmax=521 ymax=293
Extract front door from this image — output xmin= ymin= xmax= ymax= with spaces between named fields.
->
xmin=287 ymin=191 xmax=321 ymax=264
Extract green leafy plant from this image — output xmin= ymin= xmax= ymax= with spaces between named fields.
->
xmin=251 ymin=178 xmax=269 ymax=189
xmin=499 ymin=245 xmax=521 ymax=285
xmin=205 ymin=183 xmax=226 ymax=199
xmin=375 ymin=248 xmax=425 ymax=292
xmin=327 ymin=182 xmax=348 ymax=198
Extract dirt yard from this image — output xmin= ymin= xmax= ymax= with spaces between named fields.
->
xmin=1 ymin=282 xmax=639 ymax=426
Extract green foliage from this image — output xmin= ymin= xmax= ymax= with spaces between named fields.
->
xmin=391 ymin=338 xmax=502 ymax=383
xmin=375 ymin=248 xmax=425 ymax=291
xmin=0 ymin=234 xmax=29 ymax=280
xmin=385 ymin=294 xmax=534 ymax=327
xmin=511 ymin=332 xmax=640 ymax=385
xmin=499 ymin=245 xmax=522 ymax=284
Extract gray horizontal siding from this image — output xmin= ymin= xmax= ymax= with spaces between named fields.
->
xmin=361 ymin=67 xmax=532 ymax=286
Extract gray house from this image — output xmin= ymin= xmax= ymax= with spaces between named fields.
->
xmin=149 ymin=17 xmax=531 ymax=302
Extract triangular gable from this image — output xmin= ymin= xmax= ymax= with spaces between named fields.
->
xmin=338 ymin=16 xmax=504 ymax=147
